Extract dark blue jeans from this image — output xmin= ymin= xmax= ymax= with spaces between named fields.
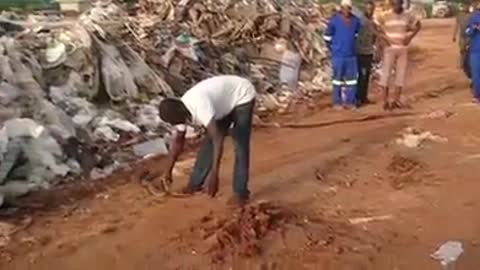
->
xmin=189 ymin=100 xmax=254 ymax=199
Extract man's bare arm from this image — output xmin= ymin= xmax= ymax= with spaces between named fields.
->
xmin=405 ymin=20 xmax=422 ymax=45
xmin=453 ymin=18 xmax=459 ymax=42
xmin=164 ymin=130 xmax=186 ymax=181
xmin=372 ymin=22 xmax=391 ymax=45
xmin=412 ymin=20 xmax=422 ymax=37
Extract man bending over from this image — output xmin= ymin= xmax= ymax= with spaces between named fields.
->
xmin=158 ymin=75 xmax=256 ymax=206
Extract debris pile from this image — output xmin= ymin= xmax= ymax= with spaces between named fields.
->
xmin=198 ymin=201 xmax=295 ymax=263
xmin=0 ymin=3 xmax=176 ymax=205
xmin=0 ymin=0 xmax=334 ymax=206
xmin=387 ymin=154 xmax=426 ymax=190
xmin=396 ymin=127 xmax=448 ymax=148
xmin=126 ymin=0 xmax=334 ymax=110
xmin=387 ymin=154 xmax=423 ymax=175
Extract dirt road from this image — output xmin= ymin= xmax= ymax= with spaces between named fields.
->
xmin=1 ymin=19 xmax=479 ymax=270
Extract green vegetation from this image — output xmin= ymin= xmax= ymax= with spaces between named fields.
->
xmin=0 ymin=0 xmax=60 ymax=12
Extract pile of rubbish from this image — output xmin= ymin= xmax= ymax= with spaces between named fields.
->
xmin=127 ymin=0 xmax=334 ymax=109
xmin=197 ymin=201 xmax=295 ymax=263
xmin=0 ymin=0 xmax=334 ymax=206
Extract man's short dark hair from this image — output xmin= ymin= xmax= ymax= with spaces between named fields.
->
xmin=158 ymin=98 xmax=191 ymax=125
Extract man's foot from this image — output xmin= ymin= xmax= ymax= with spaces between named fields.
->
xmin=178 ymin=184 xmax=202 ymax=195
xmin=227 ymin=194 xmax=250 ymax=208
xmin=390 ymin=101 xmax=403 ymax=110
xmin=362 ymin=99 xmax=373 ymax=105
xmin=391 ymin=101 xmax=411 ymax=110
xmin=333 ymin=105 xmax=344 ymax=111
xmin=383 ymin=102 xmax=392 ymax=111
xmin=344 ymin=104 xmax=358 ymax=110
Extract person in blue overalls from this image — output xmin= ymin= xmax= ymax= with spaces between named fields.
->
xmin=323 ymin=0 xmax=362 ymax=109
xmin=466 ymin=4 xmax=480 ymax=102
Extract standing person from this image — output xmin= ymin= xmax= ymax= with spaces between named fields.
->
xmin=356 ymin=1 xmax=377 ymax=106
xmin=323 ymin=0 xmax=362 ymax=109
xmin=465 ymin=4 xmax=480 ymax=102
xmin=377 ymin=0 xmax=421 ymax=110
xmin=158 ymin=75 xmax=256 ymax=206
xmin=453 ymin=3 xmax=472 ymax=80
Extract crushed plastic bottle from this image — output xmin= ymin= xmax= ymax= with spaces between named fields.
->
xmin=431 ymin=241 xmax=463 ymax=269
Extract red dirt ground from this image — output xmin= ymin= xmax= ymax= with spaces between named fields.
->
xmin=1 ymin=19 xmax=480 ymax=270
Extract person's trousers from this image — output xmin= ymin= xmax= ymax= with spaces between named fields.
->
xmin=332 ymin=56 xmax=358 ymax=105
xmin=380 ymin=47 xmax=408 ymax=88
xmin=189 ymin=100 xmax=255 ymax=199
xmin=462 ymin=48 xmax=471 ymax=79
xmin=470 ymin=51 xmax=480 ymax=100
xmin=356 ymin=54 xmax=373 ymax=104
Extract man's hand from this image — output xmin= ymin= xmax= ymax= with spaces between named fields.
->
xmin=151 ymin=172 xmax=172 ymax=192
xmin=403 ymin=32 xmax=415 ymax=46
xmin=158 ymin=129 xmax=185 ymax=192
xmin=206 ymin=171 xmax=219 ymax=197
xmin=161 ymin=172 xmax=173 ymax=191
xmin=453 ymin=36 xmax=457 ymax=43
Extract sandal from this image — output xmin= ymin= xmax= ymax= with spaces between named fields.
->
xmin=391 ymin=101 xmax=404 ymax=110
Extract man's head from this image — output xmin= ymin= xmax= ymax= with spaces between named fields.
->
xmin=158 ymin=98 xmax=192 ymax=125
xmin=365 ymin=1 xmax=375 ymax=18
xmin=459 ymin=3 xmax=468 ymax=12
xmin=393 ymin=0 xmax=404 ymax=14
xmin=340 ymin=0 xmax=353 ymax=17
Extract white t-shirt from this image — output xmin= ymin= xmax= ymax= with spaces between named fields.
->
xmin=177 ymin=75 xmax=256 ymax=130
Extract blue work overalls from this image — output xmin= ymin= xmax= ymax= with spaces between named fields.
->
xmin=466 ymin=11 xmax=480 ymax=100
xmin=323 ymin=13 xmax=361 ymax=106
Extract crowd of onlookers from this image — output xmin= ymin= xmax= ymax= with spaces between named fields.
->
xmin=323 ymin=0 xmax=421 ymax=111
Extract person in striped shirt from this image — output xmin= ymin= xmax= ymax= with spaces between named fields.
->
xmin=377 ymin=0 xmax=421 ymax=110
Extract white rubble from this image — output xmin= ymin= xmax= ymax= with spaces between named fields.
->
xmin=396 ymin=127 xmax=448 ymax=148
xmin=431 ymin=241 xmax=464 ymax=267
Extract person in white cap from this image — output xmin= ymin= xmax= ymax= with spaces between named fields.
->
xmin=323 ymin=0 xmax=362 ymax=109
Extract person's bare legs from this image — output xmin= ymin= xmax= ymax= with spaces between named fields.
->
xmin=380 ymin=48 xmax=395 ymax=111
xmin=392 ymin=48 xmax=408 ymax=109
xmin=392 ymin=85 xmax=403 ymax=108
xmin=382 ymin=86 xmax=391 ymax=110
